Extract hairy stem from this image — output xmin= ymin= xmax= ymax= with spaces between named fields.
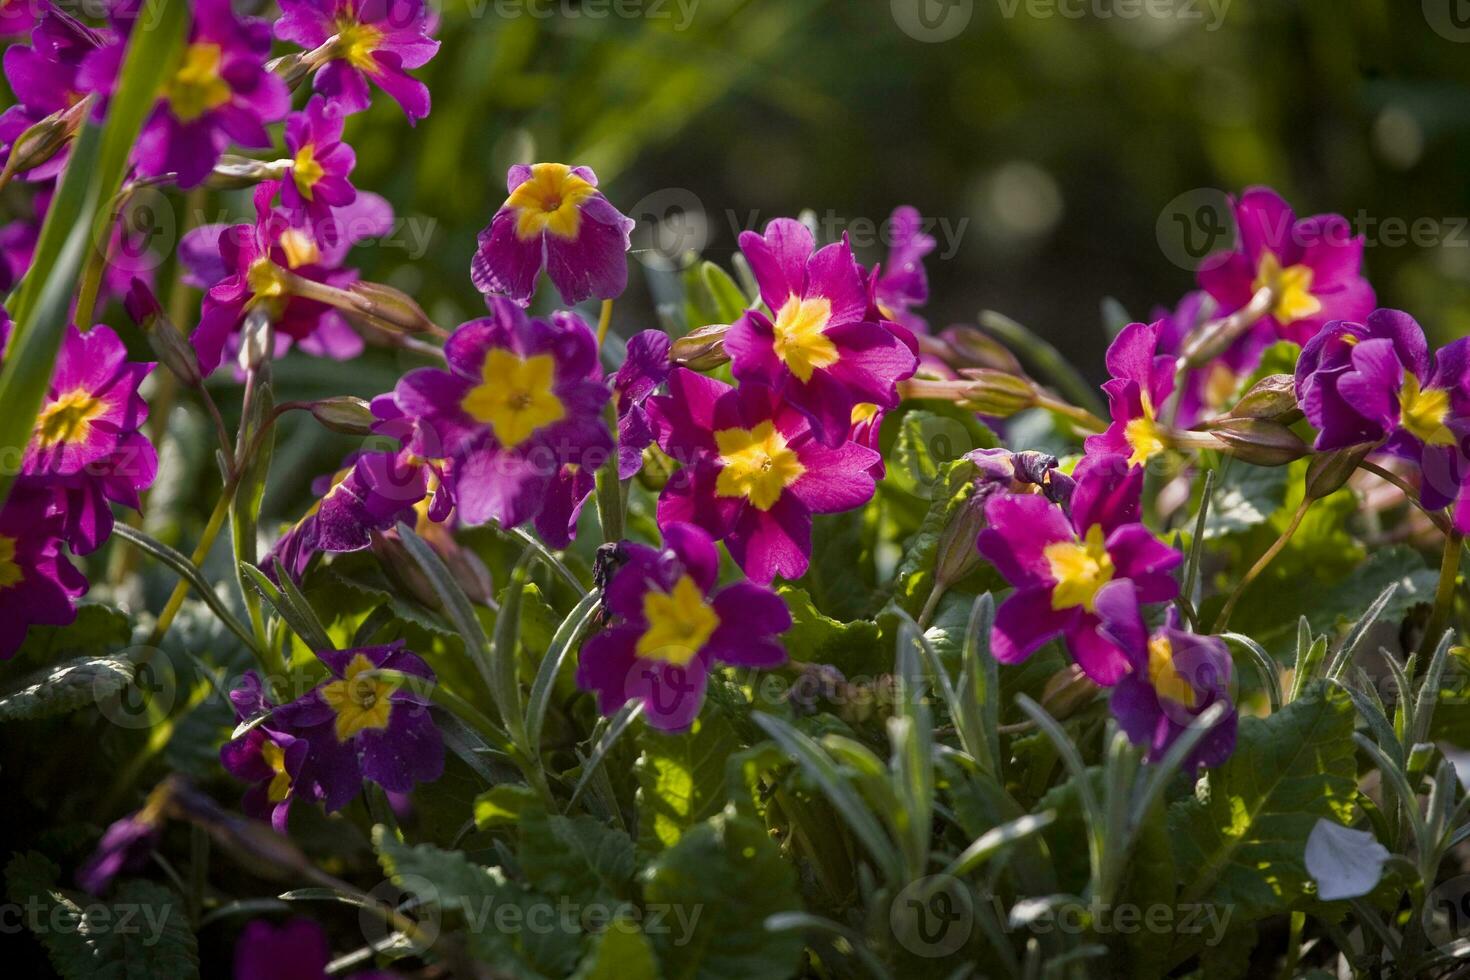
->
xmin=1213 ymin=497 xmax=1312 ymax=633
xmin=1422 ymin=531 xmax=1464 ymax=658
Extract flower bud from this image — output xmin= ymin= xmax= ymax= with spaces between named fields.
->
xmin=124 ymin=278 xmax=203 ymax=387
xmin=938 ymin=325 xmax=1025 ymax=374
xmin=670 ymin=323 xmax=729 ymax=369
xmin=1208 ymin=418 xmax=1310 ymax=467
xmin=957 ymin=369 xmax=1038 ymax=417
xmin=207 ymin=154 xmax=290 ymax=190
xmin=308 ymin=396 xmax=376 ymax=435
xmin=935 ymin=489 xmax=988 ymax=588
xmin=1 ymin=103 xmax=83 ymax=177
xmin=1227 ymin=374 xmax=1301 ymax=423
xmin=1306 ymin=444 xmax=1372 ymax=500
xmin=348 ymin=281 xmax=436 ymax=334
xmin=238 ymin=306 xmax=275 ymax=373
xmin=1041 ymin=663 xmax=1099 ymax=721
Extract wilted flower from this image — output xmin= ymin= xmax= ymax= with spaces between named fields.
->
xmin=275 ymin=643 xmax=444 ymax=812
xmin=277 ymin=0 xmax=441 ymax=123
xmin=470 ymin=163 xmax=635 ymax=308
xmin=281 ymin=96 xmax=358 ymax=245
xmin=977 ymin=454 xmax=1181 ymax=685
xmin=0 ymin=486 xmax=88 ymax=659
xmin=392 ymin=299 xmax=612 ymax=534
xmin=646 ymin=369 xmax=881 ymax=584
xmin=1197 ymin=186 xmax=1374 ymax=347
xmin=613 ymin=329 xmax=672 ymax=480
xmin=221 ymin=673 xmax=316 ymax=832
xmin=727 ymin=217 xmax=918 ymax=446
xmin=1084 ymin=320 xmax=1175 ymax=467
xmin=576 ymin=523 xmax=790 ymax=730
xmin=1097 ymin=581 xmax=1237 ymax=769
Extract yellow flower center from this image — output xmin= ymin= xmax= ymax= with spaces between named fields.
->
xmin=335 ymin=19 xmax=384 ymax=72
xmin=460 ymin=349 xmax=566 ymax=448
xmin=292 ymin=144 xmax=326 ymax=202
xmin=714 ymin=420 xmax=805 ymax=511
xmin=247 ymin=258 xmax=290 ymax=300
xmin=278 ymin=228 xmax=321 ymax=269
xmin=1203 ymin=363 xmax=1238 ymax=409
xmin=1044 ymin=524 xmax=1115 ymax=613
xmin=506 ymin=163 xmax=598 ymax=242
xmin=163 ymin=43 xmax=232 ymax=123
xmin=635 ymin=575 xmax=721 ymax=667
xmin=35 ymin=388 xmax=105 ymax=448
xmin=0 ymin=535 xmax=21 ymax=590
xmin=771 ymin=295 xmax=840 ymax=383
xmin=1123 ymin=391 xmax=1166 ymax=466
xmin=851 ymin=402 xmax=880 ymax=425
xmin=1253 ymin=252 xmax=1322 ymax=326
xmin=259 ymin=740 xmax=293 ymax=803
xmin=1147 ymin=634 xmax=1197 ymax=708
xmin=320 ymin=653 xmax=398 ymax=742
xmin=1399 ymin=373 xmax=1454 ymax=445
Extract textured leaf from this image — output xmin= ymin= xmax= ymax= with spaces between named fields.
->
xmin=518 ymin=806 xmax=637 ymax=906
xmin=571 ymin=920 xmax=659 ymax=980
xmin=777 ymin=585 xmax=887 ymax=678
xmin=1203 ymin=463 xmax=1287 ymax=540
xmin=642 ymin=810 xmax=803 ymax=980
xmin=373 ymin=825 xmax=500 ymax=917
xmin=1170 ymin=682 xmax=1357 ymax=921
xmin=10 ymin=603 xmax=131 ymax=667
xmin=0 ymin=654 xmax=136 ymax=722
xmin=635 ymin=708 xmax=741 ymax=851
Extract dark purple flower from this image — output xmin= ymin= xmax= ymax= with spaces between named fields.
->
xmin=281 ymin=96 xmax=358 ymax=246
xmin=221 ymin=673 xmax=315 ymax=832
xmin=0 ymin=0 xmax=37 ymax=37
xmin=1153 ymin=290 xmax=1273 ymax=426
xmin=1084 ymin=320 xmax=1175 ymax=467
xmin=471 ymin=163 xmax=634 ymax=308
xmin=1197 ymin=186 xmax=1375 ymax=347
xmin=576 ymin=522 xmax=791 ymax=730
xmin=234 ymin=918 xmax=400 ymax=980
xmin=392 ymin=299 xmax=612 ymax=534
xmin=76 ymin=784 xmax=170 ymax=894
xmin=727 ymin=218 xmax=918 ymax=447
xmin=81 ymin=0 xmax=290 ymax=188
xmin=868 ymin=205 xmax=935 ymax=334
xmin=0 ymin=486 xmax=87 ymax=659
xmin=1 ymin=7 xmax=108 ymax=181
xmin=646 ymin=369 xmax=880 ymax=584
xmin=275 ymin=643 xmax=444 ymax=813
xmin=276 ymin=0 xmax=440 ymax=123
xmin=613 ymin=329 xmax=672 ymax=479
xmin=977 ymin=454 xmax=1181 ymax=685
xmin=1097 ymin=581 xmax=1237 ymax=769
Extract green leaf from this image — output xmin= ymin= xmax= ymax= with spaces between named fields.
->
xmin=5 ymin=852 xmax=199 ymax=980
xmin=10 ymin=603 xmax=130 ymax=666
xmin=517 ymin=805 xmax=637 ymax=906
xmin=635 ymin=706 xmax=741 ymax=851
xmin=1203 ymin=462 xmax=1288 ymax=540
xmin=1171 ymin=681 xmax=1357 ymax=921
xmin=0 ymin=653 xmax=136 ymax=722
xmin=642 ymin=810 xmax=803 ymax=980
xmin=776 ymin=585 xmax=887 ymax=678
xmin=473 ymin=784 xmax=538 ymax=828
xmin=571 ymin=921 xmax=659 ymax=980
xmin=110 ymin=523 xmax=260 ymax=654
xmin=373 ymin=825 xmax=499 ymax=917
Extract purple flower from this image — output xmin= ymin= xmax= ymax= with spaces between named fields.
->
xmin=1153 ymin=290 xmax=1273 ymax=426
xmin=576 ymin=523 xmax=791 ymax=730
xmin=471 ymin=163 xmax=635 ymax=308
xmin=1096 ymin=581 xmax=1237 ymax=769
xmin=220 ymin=673 xmax=315 ymax=832
xmin=183 ymin=182 xmax=383 ymax=374
xmin=1296 ymin=309 xmax=1470 ymax=524
xmin=613 ymin=329 xmax=672 ymax=480
xmin=275 ymin=643 xmax=444 ymax=813
xmin=1197 ymin=186 xmax=1375 ymax=347
xmin=0 ymin=0 xmax=37 ymax=36
xmin=868 ymin=205 xmax=935 ymax=334
xmin=281 ymin=96 xmax=358 ymax=246
xmin=235 ymin=918 xmax=401 ymax=980
xmin=392 ymin=299 xmax=612 ymax=534
xmin=977 ymin=454 xmax=1181 ymax=685
xmin=1 ymin=7 xmax=108 ymax=181
xmin=81 ymin=0 xmax=290 ymax=188
xmin=76 ymin=784 xmax=170 ymax=894
xmin=727 ymin=218 xmax=918 ymax=446
xmin=1084 ymin=320 xmax=1176 ymax=467
xmin=276 ymin=0 xmax=440 ymax=123
xmin=0 ymin=486 xmax=87 ymax=659
xmin=646 ymin=369 xmax=881 ymax=584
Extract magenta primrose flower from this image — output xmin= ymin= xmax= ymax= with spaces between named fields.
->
xmin=977 ymin=454 xmax=1182 ymax=685
xmin=1096 ymin=580 xmax=1237 ymax=769
xmin=1197 ymin=186 xmax=1375 ymax=347
xmin=81 ymin=0 xmax=290 ymax=188
xmin=727 ymin=218 xmax=918 ymax=447
xmin=0 ymin=0 xmax=36 ymax=36
xmin=1 ymin=7 xmax=108 ymax=182
xmin=868 ymin=205 xmax=936 ymax=334
xmin=1296 ymin=309 xmax=1470 ymax=527
xmin=577 ymin=522 xmax=791 ymax=731
xmin=282 ymin=96 xmax=358 ymax=246
xmin=220 ymin=673 xmax=316 ymax=832
xmin=471 ymin=163 xmax=635 ymax=308
xmin=0 ymin=486 xmax=87 ymax=659
xmin=1084 ymin=319 xmax=1176 ymax=467
xmin=646 ymin=368 xmax=881 ymax=584
xmin=393 ymin=298 xmax=612 ymax=535
xmin=613 ymin=329 xmax=673 ymax=480
xmin=235 ymin=919 xmax=400 ymax=980
xmin=277 ymin=0 xmax=440 ymax=123
xmin=275 ymin=642 xmax=444 ymax=813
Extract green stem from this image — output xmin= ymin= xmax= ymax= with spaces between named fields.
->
xmin=1213 ymin=497 xmax=1312 ymax=633
xmin=1422 ymin=531 xmax=1464 ymax=658
xmin=917 ymin=580 xmax=946 ymax=630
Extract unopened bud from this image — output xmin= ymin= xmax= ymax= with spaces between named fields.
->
xmin=125 ymin=278 xmax=202 ymax=387
xmin=267 ymin=52 xmax=312 ymax=89
xmin=636 ymin=444 xmax=675 ymax=492
xmin=348 ymin=281 xmax=436 ymax=334
xmin=958 ymin=369 xmax=1038 ymax=417
xmin=308 ymin=396 xmax=376 ymax=435
xmin=938 ymin=325 xmax=1024 ymax=374
xmin=1227 ymin=374 xmax=1301 ymax=423
xmin=670 ymin=323 xmax=729 ymax=370
xmin=238 ymin=306 xmax=275 ymax=372
xmin=207 ymin=154 xmax=290 ymax=190
xmin=1041 ymin=663 xmax=1099 ymax=721
xmin=1306 ymin=444 xmax=1373 ymax=500
xmin=2 ymin=103 xmax=82 ymax=177
xmin=935 ymin=489 xmax=988 ymax=587
xmin=1208 ymin=418 xmax=1310 ymax=467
